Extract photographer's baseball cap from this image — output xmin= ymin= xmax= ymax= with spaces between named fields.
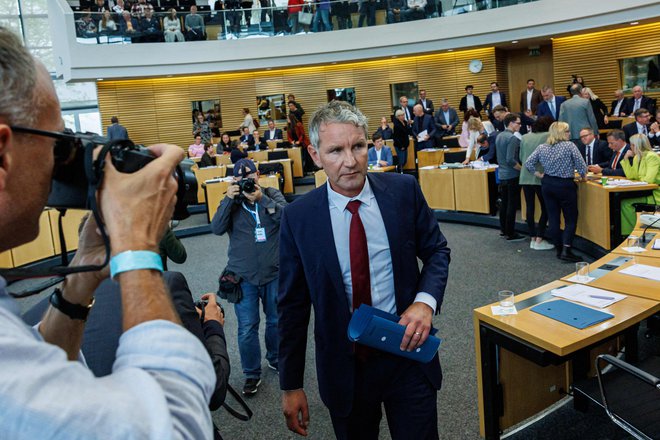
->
xmin=233 ymin=159 xmax=257 ymax=178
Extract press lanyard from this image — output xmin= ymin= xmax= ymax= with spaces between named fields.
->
xmin=242 ymin=202 xmax=261 ymax=227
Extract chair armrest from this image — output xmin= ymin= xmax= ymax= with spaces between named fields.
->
xmin=597 ymin=354 xmax=660 ymax=387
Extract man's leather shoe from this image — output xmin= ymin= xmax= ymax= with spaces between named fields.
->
xmin=559 ymin=247 xmax=580 ymax=262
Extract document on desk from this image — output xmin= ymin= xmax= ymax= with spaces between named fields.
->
xmin=551 ymin=284 xmax=626 ymax=308
xmin=618 ymin=264 xmax=660 ymax=282
xmin=653 ymin=239 xmax=660 ymax=250
xmin=531 ymin=300 xmax=614 ymax=329
xmin=347 ymin=304 xmax=441 ymax=363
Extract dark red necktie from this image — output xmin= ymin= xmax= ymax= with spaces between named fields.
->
xmin=346 ymin=200 xmax=371 ymax=311
xmin=611 ymin=151 xmax=621 ymax=169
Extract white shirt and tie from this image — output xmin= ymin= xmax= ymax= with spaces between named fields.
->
xmin=491 ymin=92 xmax=501 ymax=109
xmin=633 ymin=98 xmax=642 ymax=112
xmin=326 ymin=178 xmax=436 ymax=314
xmin=526 ymin=89 xmax=534 ymax=110
xmin=585 ymin=140 xmax=594 ymax=165
xmin=614 ymin=99 xmax=624 ymax=115
xmin=466 ymin=95 xmax=475 ymax=110
xmin=636 ymin=122 xmax=648 ymax=135
xmin=268 ymin=129 xmax=277 ymax=140
xmin=548 ymin=97 xmax=557 ymax=119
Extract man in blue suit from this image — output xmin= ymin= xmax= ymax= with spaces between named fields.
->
xmin=412 ymin=104 xmax=436 ymax=150
xmin=536 ymin=86 xmax=566 ymax=121
xmin=106 ymin=116 xmax=128 ymax=141
xmin=278 ymin=101 xmax=450 ymax=440
xmin=367 ymin=133 xmax=393 ymax=167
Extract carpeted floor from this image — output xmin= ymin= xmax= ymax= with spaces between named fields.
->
xmin=11 ymin=213 xmax=658 ymax=439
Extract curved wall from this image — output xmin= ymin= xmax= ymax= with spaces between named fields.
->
xmin=49 ymin=0 xmax=660 ymax=81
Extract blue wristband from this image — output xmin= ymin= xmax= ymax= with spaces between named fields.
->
xmin=110 ymin=250 xmax=164 ymax=279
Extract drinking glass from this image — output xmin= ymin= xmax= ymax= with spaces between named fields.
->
xmin=575 ymin=262 xmax=589 ymax=283
xmin=498 ymin=290 xmax=514 ymax=308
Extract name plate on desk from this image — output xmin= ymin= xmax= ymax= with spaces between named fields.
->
xmin=531 ymin=300 xmax=614 ymax=329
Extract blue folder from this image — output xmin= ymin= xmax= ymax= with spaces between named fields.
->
xmin=530 ymin=300 xmax=614 ymax=329
xmin=347 ymin=304 xmax=442 ymax=363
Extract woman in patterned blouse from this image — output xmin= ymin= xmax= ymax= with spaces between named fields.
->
xmin=524 ymin=121 xmax=587 ymax=262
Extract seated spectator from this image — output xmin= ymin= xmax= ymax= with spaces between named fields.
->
xmin=199 ymin=143 xmax=217 ymax=168
xmin=93 ymin=0 xmax=109 ymax=13
xmin=98 ymin=10 xmax=118 ymax=33
xmin=373 ymin=116 xmax=393 ymax=140
xmin=188 ymin=135 xmax=205 ymax=158
xmin=112 ymin=0 xmax=125 ymax=13
xmin=264 ymin=119 xmax=283 ymax=140
xmin=619 ymin=134 xmax=660 ymax=234
xmin=185 ymin=5 xmax=206 ymax=40
xmin=250 ymin=130 xmax=269 ymax=151
xmin=367 ymin=133 xmax=394 ymax=167
xmin=119 ymin=10 xmax=139 ymax=37
xmin=218 ymin=132 xmax=233 ymax=153
xmin=230 ymin=142 xmax=248 ymax=163
xmin=77 ymin=8 xmax=98 ymax=38
xmin=163 ymin=8 xmax=185 ymax=42
xmin=588 ymin=129 xmax=630 ymax=176
xmin=623 ymin=108 xmax=653 ymax=142
xmin=239 ymin=127 xmax=255 ymax=149
xmin=139 ymin=8 xmax=162 ymax=42
xmin=404 ymin=0 xmax=426 ymax=21
xmin=387 ymin=0 xmax=406 ymax=23
xmin=131 ymin=0 xmax=153 ymax=18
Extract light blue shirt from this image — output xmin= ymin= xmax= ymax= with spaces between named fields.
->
xmin=0 ymin=276 xmax=215 ymax=440
xmin=326 ymin=178 xmax=437 ymax=314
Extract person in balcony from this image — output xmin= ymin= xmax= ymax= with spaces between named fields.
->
xmin=185 ymin=5 xmax=206 ymax=41
xmin=119 ymin=10 xmax=139 ymax=40
xmin=139 ymin=8 xmax=162 ymax=42
xmin=77 ymin=8 xmax=99 ymax=38
xmin=98 ymin=10 xmax=118 ymax=34
xmin=130 ymin=0 xmax=153 ymax=19
xmin=287 ymin=0 xmax=304 ymax=34
xmin=403 ymin=0 xmax=426 ymax=21
xmin=312 ymin=0 xmax=332 ymax=32
xmin=386 ymin=0 xmax=407 ymax=23
xmin=163 ymin=8 xmax=185 ymax=42
xmin=333 ymin=0 xmax=351 ymax=29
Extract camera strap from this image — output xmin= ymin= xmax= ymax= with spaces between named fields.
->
xmin=2 ymin=143 xmax=115 ymax=293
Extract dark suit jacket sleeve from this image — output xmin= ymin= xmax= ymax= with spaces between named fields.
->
xmin=449 ymin=109 xmax=459 ymax=128
xmin=412 ymin=178 xmax=450 ymax=309
xmin=458 ymin=96 xmax=467 ymax=112
xmin=425 ymin=115 xmax=436 ymax=139
xmin=475 ymin=96 xmax=483 ymax=113
xmin=278 ymin=208 xmax=313 ymax=391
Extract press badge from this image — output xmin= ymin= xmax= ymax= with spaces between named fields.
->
xmin=255 ymin=227 xmax=267 ymax=242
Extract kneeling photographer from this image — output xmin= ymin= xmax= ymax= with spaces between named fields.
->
xmin=211 ymin=159 xmax=287 ymax=396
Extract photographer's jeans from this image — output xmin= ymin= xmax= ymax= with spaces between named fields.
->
xmin=234 ymin=278 xmax=279 ymax=379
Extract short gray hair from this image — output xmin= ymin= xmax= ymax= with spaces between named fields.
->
xmin=394 ymin=109 xmax=404 ymax=117
xmin=569 ymin=83 xmax=583 ymax=96
xmin=0 ymin=27 xmax=37 ymax=126
xmin=308 ymin=101 xmax=368 ymax=151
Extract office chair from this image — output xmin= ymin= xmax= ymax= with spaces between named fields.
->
xmin=595 ymin=354 xmax=660 ymax=440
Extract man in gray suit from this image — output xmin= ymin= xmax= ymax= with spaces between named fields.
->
xmin=558 ymin=84 xmax=598 ymax=142
xmin=107 ymin=116 xmax=129 ymax=141
xmin=433 ymin=99 xmax=459 ymax=142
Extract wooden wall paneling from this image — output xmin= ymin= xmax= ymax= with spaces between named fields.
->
xmin=152 ymin=79 xmax=197 ymax=148
xmin=216 ymin=74 xmax=258 ymax=132
xmin=495 ymin=48 xmax=510 ymax=101
xmin=0 ymin=251 xmax=13 ymax=268
xmin=352 ymin=63 xmax=390 ymax=128
xmin=506 ymin=45 xmax=553 ymax=112
xmin=417 ymin=54 xmax=459 ymax=110
xmin=113 ymin=80 xmax=160 ymax=145
xmin=283 ymin=66 xmax=328 ymax=123
xmin=96 ymin=82 xmax=119 ymax=135
xmin=553 ymin=22 xmax=660 ymax=105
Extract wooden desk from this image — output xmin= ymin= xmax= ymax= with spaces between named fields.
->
xmin=216 ymin=154 xmax=232 ymax=166
xmin=48 ymin=209 xmax=90 ymax=254
xmin=474 ymin=280 xmax=660 ymax=438
xmin=417 ymin=148 xmax=473 ymax=168
xmin=385 ymin=138 xmax=416 ymax=170
xmin=611 ymin=229 xmax=660 ymax=258
xmin=10 ymin=211 xmax=55 ymax=267
xmin=263 ymin=158 xmax=294 ymax=194
xmin=193 ymin=165 xmax=227 ymax=203
xmin=282 ymin=147 xmax=303 ymax=178
xmin=453 ymin=168 xmax=497 ymax=214
xmin=247 ymin=150 xmax=269 ymax=162
xmin=418 ymin=168 xmax=455 ymax=210
xmin=204 ymin=175 xmax=280 ymax=223
xmin=368 ymin=165 xmax=396 ymax=173
xmin=561 ymin=253 xmax=660 ymax=301
xmin=575 ymin=180 xmax=658 ymax=250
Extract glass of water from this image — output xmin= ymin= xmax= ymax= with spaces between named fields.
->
xmin=627 ymin=235 xmax=640 ymax=263
xmin=575 ymin=262 xmax=590 ymax=283
xmin=498 ymin=290 xmax=515 ymax=308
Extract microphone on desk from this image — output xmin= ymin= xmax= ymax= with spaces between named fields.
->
xmin=640 ymin=215 xmax=660 ymax=243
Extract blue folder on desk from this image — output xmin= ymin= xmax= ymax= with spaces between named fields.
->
xmin=530 ymin=300 xmax=614 ymax=329
xmin=347 ymin=304 xmax=442 ymax=363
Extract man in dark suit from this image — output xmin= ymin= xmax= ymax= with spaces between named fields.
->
xmin=106 ymin=115 xmax=129 ymax=140
xmin=239 ymin=127 xmax=255 ymax=148
xmin=577 ymin=127 xmax=611 ymax=167
xmin=395 ymin=95 xmax=414 ymax=126
xmin=484 ymin=81 xmax=507 ymax=124
xmin=623 ymin=108 xmax=652 ymax=141
xmin=622 ymin=85 xmax=656 ymax=116
xmin=588 ymin=129 xmax=630 ymax=176
xmin=536 ymin=86 xmax=566 ymax=121
xmin=433 ymin=98 xmax=459 ymax=140
xmin=416 ymin=88 xmax=434 ymax=116
xmin=459 ymin=85 xmax=483 ymax=115
xmin=278 ymin=100 xmax=450 ymax=440
xmin=264 ymin=119 xmax=283 ymax=141
xmin=610 ymin=89 xmax=627 ymax=117
xmin=519 ymin=78 xmax=543 ymax=114
xmin=412 ymin=104 xmax=436 ymax=150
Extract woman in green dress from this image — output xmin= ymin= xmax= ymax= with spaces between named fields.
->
xmin=620 ymin=134 xmax=660 ymax=235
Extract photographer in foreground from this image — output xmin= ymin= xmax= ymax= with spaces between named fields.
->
xmin=0 ymin=27 xmax=215 ymax=438
xmin=211 ymin=159 xmax=287 ymax=396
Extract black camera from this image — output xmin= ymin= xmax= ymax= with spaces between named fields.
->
xmin=47 ymin=132 xmax=197 ymax=220
xmin=195 ymin=299 xmax=208 ymax=309
xmin=234 ymin=177 xmax=257 ymax=201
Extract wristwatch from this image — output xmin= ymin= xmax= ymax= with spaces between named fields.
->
xmin=49 ymin=288 xmax=95 ymax=321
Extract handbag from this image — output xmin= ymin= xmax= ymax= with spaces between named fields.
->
xmin=298 ymin=6 xmax=313 ymax=25
xmin=217 ymin=268 xmax=243 ymax=303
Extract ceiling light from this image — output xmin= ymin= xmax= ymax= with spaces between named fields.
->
xmin=97 ymin=78 xmax=103 ymax=81
xmin=630 ymin=21 xmax=639 ymax=25
xmin=511 ymin=40 xmax=519 ymax=44
xmin=447 ymin=49 xmax=453 ymax=52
